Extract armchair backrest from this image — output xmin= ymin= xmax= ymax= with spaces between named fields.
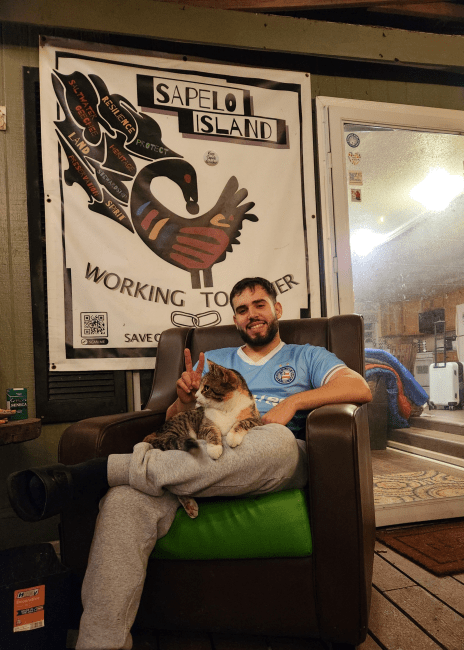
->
xmin=190 ymin=314 xmax=365 ymax=374
xmin=145 ymin=315 xmax=364 ymax=412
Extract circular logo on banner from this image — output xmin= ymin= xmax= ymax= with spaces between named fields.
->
xmin=204 ymin=150 xmax=219 ymax=166
xmin=346 ymin=133 xmax=360 ymax=148
xmin=274 ymin=366 xmax=296 ymax=385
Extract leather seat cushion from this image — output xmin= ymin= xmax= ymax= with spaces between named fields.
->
xmin=152 ymin=489 xmax=312 ymax=560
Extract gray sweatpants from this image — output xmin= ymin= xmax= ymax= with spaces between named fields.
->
xmin=76 ymin=424 xmax=307 ymax=650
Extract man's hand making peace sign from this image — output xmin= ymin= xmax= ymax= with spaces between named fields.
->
xmin=165 ymin=349 xmax=205 ymax=419
xmin=177 ymin=349 xmax=205 ymax=404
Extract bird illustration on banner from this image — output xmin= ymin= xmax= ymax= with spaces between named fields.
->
xmin=51 ymin=70 xmax=258 ymax=289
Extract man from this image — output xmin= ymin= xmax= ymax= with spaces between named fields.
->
xmin=169 ymin=277 xmax=371 ymax=437
xmin=8 ymin=277 xmax=371 ymax=650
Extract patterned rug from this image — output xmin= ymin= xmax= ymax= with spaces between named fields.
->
xmin=373 ymin=469 xmax=464 ymax=505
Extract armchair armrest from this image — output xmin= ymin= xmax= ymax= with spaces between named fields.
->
xmin=58 ymin=410 xmax=166 ymax=465
xmin=306 ymin=402 xmax=375 ymax=645
xmin=58 ymin=328 xmax=192 ymax=465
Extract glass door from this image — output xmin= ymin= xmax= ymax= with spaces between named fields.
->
xmin=316 ymin=98 xmax=464 ymax=384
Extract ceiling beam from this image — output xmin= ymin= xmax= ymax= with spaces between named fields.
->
xmin=4 ymin=0 xmax=464 ymax=71
xmin=157 ymin=0 xmax=450 ymax=10
xmin=372 ymin=0 xmax=464 ymax=19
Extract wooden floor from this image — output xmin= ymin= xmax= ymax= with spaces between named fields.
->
xmin=366 ymin=434 xmax=464 ymax=650
xmin=366 ymin=539 xmax=464 ymax=650
xmin=66 ymin=539 xmax=464 ymax=650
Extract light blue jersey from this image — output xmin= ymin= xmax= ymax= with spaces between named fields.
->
xmin=198 ymin=342 xmax=345 ymax=439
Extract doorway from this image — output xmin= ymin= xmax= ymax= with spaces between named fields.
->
xmin=316 ymin=97 xmax=464 ymax=524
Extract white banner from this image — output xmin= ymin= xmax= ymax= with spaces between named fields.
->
xmin=39 ymin=38 xmax=318 ymax=370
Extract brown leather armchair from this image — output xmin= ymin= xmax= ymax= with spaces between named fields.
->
xmin=58 ymin=315 xmax=375 ymax=649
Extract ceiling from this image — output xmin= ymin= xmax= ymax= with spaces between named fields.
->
xmin=158 ymin=0 xmax=464 ymax=36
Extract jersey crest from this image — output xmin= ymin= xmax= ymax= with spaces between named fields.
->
xmin=274 ymin=365 xmax=296 ymax=385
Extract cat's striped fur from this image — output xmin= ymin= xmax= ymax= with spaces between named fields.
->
xmin=143 ymin=360 xmax=262 ymax=517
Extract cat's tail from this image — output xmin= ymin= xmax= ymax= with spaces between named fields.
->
xmin=183 ymin=438 xmax=200 ymax=454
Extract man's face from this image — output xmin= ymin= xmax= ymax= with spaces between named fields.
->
xmin=232 ymin=286 xmax=282 ymax=347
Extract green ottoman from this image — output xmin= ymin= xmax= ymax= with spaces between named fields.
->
xmin=152 ymin=488 xmax=312 ymax=561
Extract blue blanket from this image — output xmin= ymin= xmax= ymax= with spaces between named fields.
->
xmin=365 ymin=348 xmax=429 ymax=429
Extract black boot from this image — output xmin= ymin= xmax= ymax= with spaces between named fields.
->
xmin=6 ymin=457 xmax=109 ymax=522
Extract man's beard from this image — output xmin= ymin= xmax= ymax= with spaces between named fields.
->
xmin=237 ymin=317 xmax=279 ymax=347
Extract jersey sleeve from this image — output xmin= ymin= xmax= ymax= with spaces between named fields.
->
xmin=305 ymin=345 xmax=346 ymax=388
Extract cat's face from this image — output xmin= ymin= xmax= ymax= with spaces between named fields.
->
xmin=195 ymin=361 xmax=240 ymax=406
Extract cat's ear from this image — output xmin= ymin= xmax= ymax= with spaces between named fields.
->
xmin=222 ymin=366 xmax=239 ymax=386
xmin=206 ymin=360 xmax=217 ymax=373
xmin=209 ymin=361 xmax=230 ymax=382
xmin=208 ymin=360 xmax=227 ymax=374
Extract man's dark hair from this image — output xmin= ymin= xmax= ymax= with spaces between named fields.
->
xmin=229 ymin=277 xmax=277 ymax=311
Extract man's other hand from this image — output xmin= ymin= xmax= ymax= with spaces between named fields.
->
xmin=261 ymin=396 xmax=297 ymax=426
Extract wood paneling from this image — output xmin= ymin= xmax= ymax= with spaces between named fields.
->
xmin=380 ymin=286 xmax=464 ymax=338
xmin=422 ymin=295 xmax=445 ymax=312
xmin=380 ymin=300 xmax=404 ymax=336
xmin=444 ymin=287 xmax=464 ymax=330
xmin=5 ymin=0 xmax=464 ymax=79
xmin=0 ymin=24 xmax=37 ymax=413
xmin=403 ymin=298 xmax=422 ymax=335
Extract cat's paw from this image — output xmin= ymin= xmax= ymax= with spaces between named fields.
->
xmin=226 ymin=431 xmax=244 ymax=448
xmin=206 ymin=443 xmax=223 ymax=459
xmin=178 ymin=495 xmax=199 ymax=519
xmin=142 ymin=435 xmax=156 ymax=448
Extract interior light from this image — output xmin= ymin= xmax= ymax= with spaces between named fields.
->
xmin=410 ymin=168 xmax=464 ymax=211
xmin=350 ymin=229 xmax=387 ymax=257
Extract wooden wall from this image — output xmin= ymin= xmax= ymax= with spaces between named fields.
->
xmin=375 ymin=286 xmax=464 ymax=371
xmin=380 ymin=286 xmax=464 ymax=337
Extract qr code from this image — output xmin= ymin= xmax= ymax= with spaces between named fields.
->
xmin=81 ymin=313 xmax=108 ymax=337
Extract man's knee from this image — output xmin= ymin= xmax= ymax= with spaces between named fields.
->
xmin=250 ymin=423 xmax=297 ymax=447
xmin=244 ymin=423 xmax=302 ymax=465
xmin=100 ymin=485 xmax=178 ymax=516
xmin=99 ymin=485 xmax=142 ymax=514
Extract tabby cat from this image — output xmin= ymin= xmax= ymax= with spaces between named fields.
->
xmin=143 ymin=360 xmax=262 ymax=518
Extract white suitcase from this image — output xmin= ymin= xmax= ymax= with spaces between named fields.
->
xmin=429 ymin=362 xmax=463 ymax=410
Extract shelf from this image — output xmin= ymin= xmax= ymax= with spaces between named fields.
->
xmin=0 ymin=418 xmax=42 ymax=445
